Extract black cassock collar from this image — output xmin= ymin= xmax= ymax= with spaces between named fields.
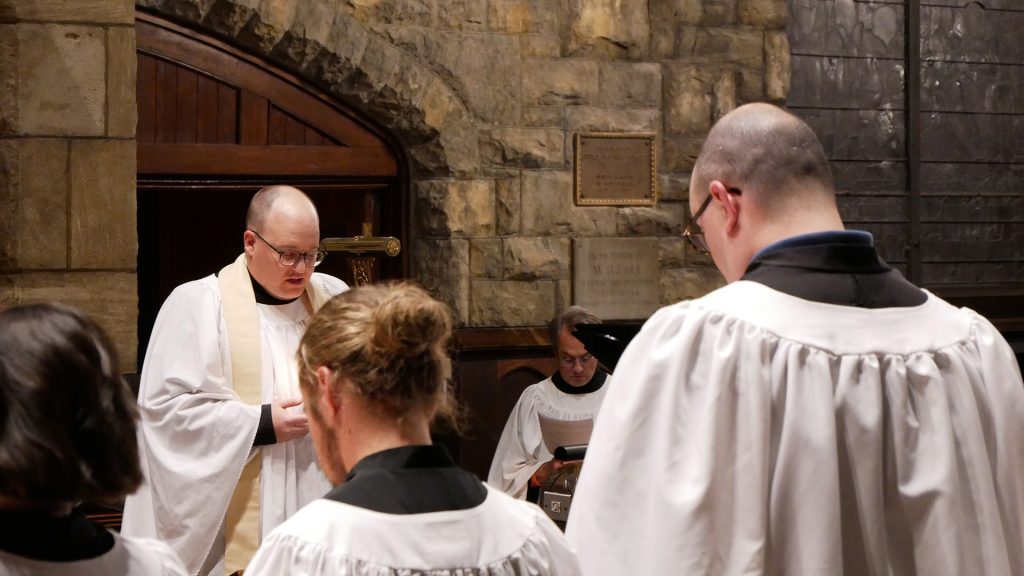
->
xmin=325 ymin=444 xmax=487 ymax=514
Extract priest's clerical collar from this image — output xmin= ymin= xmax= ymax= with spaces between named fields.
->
xmin=552 ymin=370 xmax=607 ymax=395
xmin=249 ymin=272 xmax=300 ymax=305
xmin=752 ymin=229 xmax=873 ymax=262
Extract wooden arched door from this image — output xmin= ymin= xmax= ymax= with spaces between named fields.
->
xmin=135 ymin=12 xmax=406 ymax=365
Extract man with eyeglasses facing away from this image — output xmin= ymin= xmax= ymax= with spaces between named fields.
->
xmin=566 ymin=103 xmax=1024 ymax=576
xmin=122 ymin=186 xmax=348 ymax=576
xmin=488 ymin=306 xmax=610 ymax=501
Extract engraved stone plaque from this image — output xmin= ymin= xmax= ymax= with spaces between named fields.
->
xmin=573 ymin=237 xmax=660 ymax=320
xmin=574 ymin=133 xmax=657 ymax=206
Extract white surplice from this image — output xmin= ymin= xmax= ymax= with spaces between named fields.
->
xmin=121 ymin=272 xmax=347 ymax=576
xmin=244 ymin=486 xmax=581 ymax=576
xmin=0 ymin=533 xmax=187 ymax=576
xmin=566 ymin=280 xmax=1024 ymax=576
xmin=487 ymin=376 xmax=608 ymax=499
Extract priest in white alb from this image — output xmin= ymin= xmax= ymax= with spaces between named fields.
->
xmin=566 ymin=104 xmax=1024 ymax=576
xmin=122 ymin=186 xmax=348 ymax=575
xmin=488 ymin=306 xmax=609 ymax=500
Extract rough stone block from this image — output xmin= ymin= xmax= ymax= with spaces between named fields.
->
xmin=503 ymin=237 xmax=570 ymax=280
xmin=520 ymin=170 xmax=617 ymax=236
xmin=271 ymin=0 xmax=336 ymax=70
xmin=659 ymin=267 xmax=725 ymax=305
xmin=0 ymin=140 xmax=15 ymax=270
xmin=69 ymin=139 xmax=136 ymax=269
xmin=440 ymin=0 xmax=486 ymax=30
xmin=522 ymin=106 xmax=564 ymax=127
xmin=489 ymin=0 xmax=532 ymax=33
xmin=566 ymin=0 xmax=650 ymax=59
xmin=658 ymin=172 xmax=691 ymax=202
xmin=765 ymin=31 xmax=790 ymax=102
xmin=431 ymin=34 xmax=520 ymax=123
xmin=564 ymin=107 xmax=660 ymax=134
xmin=17 ymin=24 xmax=106 ymax=136
xmin=738 ymin=65 xmax=765 ymax=102
xmin=495 ymin=176 xmax=521 ymax=235
xmin=661 ymin=136 xmax=703 ymax=172
xmin=107 ymin=26 xmax=136 ymax=138
xmin=598 ymin=62 xmax=661 ymax=106
xmin=740 ymin=0 xmax=785 ymax=28
xmin=520 ymin=34 xmax=560 ymax=58
xmin=201 ymin=0 xmax=258 ymax=39
xmin=0 ymin=0 xmax=133 ymax=24
xmin=0 ymin=271 xmax=139 ymax=370
xmin=481 ymin=127 xmax=564 ymax=169
xmin=700 ymin=0 xmax=738 ymax=25
xmin=307 ymin=10 xmax=369 ymax=87
xmin=470 ymin=279 xmax=555 ymax=326
xmin=617 ymin=204 xmax=687 ymax=236
xmin=339 ymin=34 xmax=402 ymax=105
xmin=659 ymin=236 xmax=687 ymax=268
xmin=664 ymin=66 xmax=712 ymax=136
xmin=411 ymin=238 xmax=470 ymax=325
xmin=556 ymin=278 xmax=572 ymax=312
xmin=414 ymin=179 xmax=495 ymax=237
xmin=649 ymin=0 xmax=701 ymax=58
xmin=523 ymin=60 xmax=600 ymax=106
xmin=344 ymin=0 xmax=433 ymax=25
xmin=676 ymin=26 xmax=763 ymax=68
xmin=7 ymin=139 xmax=69 ymax=269
xmin=0 ymin=25 xmax=15 ymax=136
xmin=470 ymin=238 xmax=502 ymax=278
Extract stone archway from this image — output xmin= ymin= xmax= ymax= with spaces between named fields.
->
xmin=136 ymin=0 xmax=480 ymax=178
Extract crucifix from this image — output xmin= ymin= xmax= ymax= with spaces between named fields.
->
xmin=321 ymin=223 xmax=401 ymax=286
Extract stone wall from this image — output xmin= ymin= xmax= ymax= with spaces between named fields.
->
xmin=0 ymin=1 xmax=138 ymax=367
xmin=1 ymin=0 xmax=789 ymax=357
xmin=141 ymin=0 xmax=783 ymax=326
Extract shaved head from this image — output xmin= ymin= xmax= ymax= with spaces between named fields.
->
xmin=692 ymin=103 xmax=835 ymax=215
xmin=246 ymin=185 xmax=318 ymax=231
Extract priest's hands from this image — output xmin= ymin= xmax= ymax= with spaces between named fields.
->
xmin=271 ymin=398 xmax=309 ymax=442
xmin=530 ymin=458 xmax=565 ymax=487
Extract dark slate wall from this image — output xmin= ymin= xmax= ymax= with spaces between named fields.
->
xmin=787 ymin=0 xmax=1024 ymax=287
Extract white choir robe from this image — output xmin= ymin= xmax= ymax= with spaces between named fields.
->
xmin=122 ymin=273 xmax=348 ymax=575
xmin=488 ymin=376 xmax=608 ymax=499
xmin=0 ymin=533 xmax=187 ymax=576
xmin=244 ymin=486 xmax=582 ymax=575
xmin=566 ymin=280 xmax=1024 ymax=576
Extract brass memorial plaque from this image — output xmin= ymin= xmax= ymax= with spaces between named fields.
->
xmin=574 ymin=132 xmax=657 ymax=206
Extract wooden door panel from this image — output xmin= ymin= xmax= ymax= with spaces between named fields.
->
xmin=136 ymin=12 xmax=406 ymax=367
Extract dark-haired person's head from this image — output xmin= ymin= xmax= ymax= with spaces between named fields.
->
xmin=549 ymin=306 xmax=601 ymax=387
xmin=0 ymin=303 xmax=142 ymax=510
xmin=687 ymin=103 xmax=844 ymax=281
xmin=297 ymin=282 xmax=455 ymax=484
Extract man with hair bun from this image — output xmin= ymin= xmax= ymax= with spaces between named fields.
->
xmin=568 ymin=103 xmax=1024 ymax=576
xmin=0 ymin=303 xmax=187 ymax=575
xmin=245 ymin=282 xmax=580 ymax=576
xmin=489 ymin=305 xmax=609 ymax=500
xmin=122 ymin=185 xmax=348 ymax=575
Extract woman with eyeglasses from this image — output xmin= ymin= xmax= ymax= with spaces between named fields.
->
xmin=245 ymin=282 xmax=580 ymax=575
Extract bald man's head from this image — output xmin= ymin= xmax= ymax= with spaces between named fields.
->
xmin=692 ymin=103 xmax=835 ymax=215
xmin=243 ymin=185 xmax=322 ymax=299
xmin=246 ymin=185 xmax=318 ymax=232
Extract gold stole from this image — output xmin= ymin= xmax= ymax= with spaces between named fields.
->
xmin=218 ymin=254 xmax=329 ymax=574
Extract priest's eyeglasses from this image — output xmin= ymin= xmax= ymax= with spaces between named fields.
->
xmin=250 ymin=229 xmax=327 ymax=267
xmin=682 ymin=186 xmax=742 ymax=256
xmin=559 ymin=353 xmax=595 ymax=367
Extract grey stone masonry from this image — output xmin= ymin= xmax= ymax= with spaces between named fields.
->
xmin=0 ymin=0 xmax=137 ymax=367
xmin=7 ymin=0 xmax=790 ymax=334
